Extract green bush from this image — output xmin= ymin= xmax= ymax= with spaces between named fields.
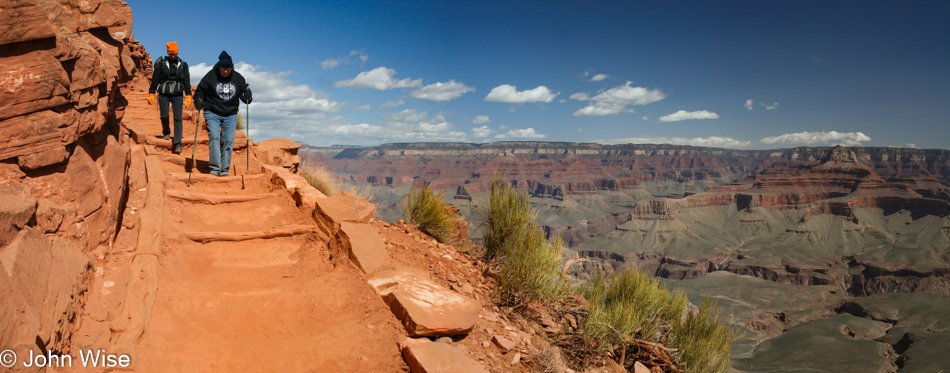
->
xmin=578 ymin=268 xmax=735 ymax=373
xmin=299 ymin=161 xmax=341 ymax=196
xmin=404 ymin=183 xmax=454 ymax=243
xmin=478 ymin=173 xmax=565 ymax=308
xmin=668 ymin=296 xmax=735 ymax=373
xmin=495 ymin=222 xmax=567 ymax=308
xmin=478 ymin=174 xmax=535 ymax=260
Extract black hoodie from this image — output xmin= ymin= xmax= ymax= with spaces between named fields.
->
xmin=195 ymin=52 xmax=251 ymax=116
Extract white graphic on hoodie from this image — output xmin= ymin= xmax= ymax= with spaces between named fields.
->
xmin=216 ymin=82 xmax=236 ymax=100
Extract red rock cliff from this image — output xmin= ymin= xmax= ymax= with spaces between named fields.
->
xmin=0 ymin=0 xmax=149 ymax=360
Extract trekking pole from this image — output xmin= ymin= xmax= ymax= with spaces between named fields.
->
xmin=245 ymin=100 xmax=250 ymax=172
xmin=188 ymin=109 xmax=202 ymax=187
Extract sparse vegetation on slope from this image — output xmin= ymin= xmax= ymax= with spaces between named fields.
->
xmin=404 ymin=182 xmax=455 ymax=243
xmin=578 ymin=268 xmax=735 ymax=372
xmin=478 ymin=174 xmax=567 ymax=308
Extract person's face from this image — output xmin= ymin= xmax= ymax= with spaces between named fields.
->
xmin=167 ymin=53 xmax=178 ymax=61
xmin=219 ymin=67 xmax=232 ymax=77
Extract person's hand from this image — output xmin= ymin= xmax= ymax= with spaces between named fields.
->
xmin=242 ymin=84 xmax=252 ymax=104
xmin=194 ymin=97 xmax=203 ymax=111
xmin=184 ymin=95 xmax=193 ymax=108
xmin=148 ymin=93 xmax=155 ymax=105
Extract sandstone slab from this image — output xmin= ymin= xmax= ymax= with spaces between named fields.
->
xmin=0 ymin=180 xmax=36 ymax=247
xmin=369 ymin=267 xmax=481 ymax=337
xmin=0 ymin=228 xmax=52 ymax=314
xmin=399 ymin=338 xmax=488 ymax=373
xmin=0 ymin=263 xmax=42 ymax=369
xmin=0 ymin=0 xmax=57 ymax=46
xmin=313 ymin=193 xmax=376 ymax=236
xmin=39 ymin=236 xmax=89 ymax=350
xmin=335 ymin=222 xmax=388 ymax=274
xmin=263 ymin=165 xmax=326 ymax=213
xmin=256 ymin=138 xmax=302 ymax=168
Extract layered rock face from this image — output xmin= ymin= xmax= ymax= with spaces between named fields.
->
xmin=0 ymin=0 xmax=147 ymax=360
xmin=305 ymin=143 xmax=950 ymax=297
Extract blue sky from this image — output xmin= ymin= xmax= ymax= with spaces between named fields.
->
xmin=127 ymin=1 xmax=950 ymax=149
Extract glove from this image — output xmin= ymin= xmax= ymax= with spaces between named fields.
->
xmin=194 ymin=96 xmax=203 ymax=111
xmin=242 ymin=84 xmax=252 ymax=104
xmin=184 ymin=95 xmax=193 ymax=108
xmin=148 ymin=93 xmax=155 ymax=105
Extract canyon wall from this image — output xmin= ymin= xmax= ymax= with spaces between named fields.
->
xmin=0 ymin=0 xmax=149 ymax=361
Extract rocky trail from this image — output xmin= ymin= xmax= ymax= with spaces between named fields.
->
xmin=60 ymin=88 xmax=537 ymax=373
xmin=66 ymin=91 xmax=409 ymax=372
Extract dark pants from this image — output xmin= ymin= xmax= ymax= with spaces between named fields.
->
xmin=158 ymin=94 xmax=183 ymax=145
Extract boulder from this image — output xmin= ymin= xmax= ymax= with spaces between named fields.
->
xmin=368 ymin=267 xmax=481 ymax=337
xmin=256 ymin=138 xmax=302 ymax=169
xmin=399 ymin=338 xmax=488 ymax=373
xmin=334 ymin=222 xmax=388 ymax=274
xmin=313 ymin=193 xmax=375 ymax=236
xmin=0 ymin=180 xmax=36 ymax=247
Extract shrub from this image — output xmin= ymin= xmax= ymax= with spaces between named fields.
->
xmin=668 ymin=296 xmax=735 ymax=373
xmin=578 ymin=268 xmax=735 ymax=373
xmin=478 ymin=173 xmax=565 ymax=308
xmin=477 ymin=173 xmax=535 ymax=260
xmin=404 ymin=183 xmax=454 ymax=243
xmin=495 ymin=222 xmax=567 ymax=308
xmin=299 ymin=161 xmax=341 ymax=197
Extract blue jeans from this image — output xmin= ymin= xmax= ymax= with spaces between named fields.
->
xmin=203 ymin=111 xmax=237 ymax=176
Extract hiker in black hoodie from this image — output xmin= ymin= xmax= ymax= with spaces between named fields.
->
xmin=148 ymin=41 xmax=192 ymax=154
xmin=194 ymin=51 xmax=252 ymax=176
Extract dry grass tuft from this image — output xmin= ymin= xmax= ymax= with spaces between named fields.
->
xmin=299 ymin=161 xmax=341 ymax=197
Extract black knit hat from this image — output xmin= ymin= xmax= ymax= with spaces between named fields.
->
xmin=217 ymin=51 xmax=234 ymax=68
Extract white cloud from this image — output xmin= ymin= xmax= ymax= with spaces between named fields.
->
xmin=352 ymin=99 xmax=406 ymax=111
xmin=496 ymin=128 xmax=547 ymax=139
xmin=484 ymin=84 xmax=558 ymax=103
xmin=905 ymin=143 xmax=917 ymax=148
xmin=590 ymin=73 xmax=609 ymax=82
xmin=658 ymin=110 xmax=720 ymax=122
xmin=575 ymin=128 xmax=583 ymax=133
xmin=745 ymin=99 xmax=754 ymax=110
xmin=333 ymin=67 xmax=422 ymax=90
xmin=600 ymin=136 xmax=753 ymax=148
xmin=189 ymin=61 xmax=347 ymax=142
xmin=571 ymin=81 xmax=665 ymax=116
xmin=410 ymin=80 xmax=475 ymax=102
xmin=471 ymin=115 xmax=491 ymax=124
xmin=760 ymin=131 xmax=872 ymax=146
xmin=642 ymin=116 xmax=649 ymax=121
xmin=471 ymin=125 xmax=493 ymax=138
xmin=319 ymin=50 xmax=368 ymax=69
xmin=763 ymin=102 xmax=779 ymax=110
xmin=381 ymin=99 xmax=405 ymax=108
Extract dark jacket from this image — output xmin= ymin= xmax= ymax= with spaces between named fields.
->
xmin=149 ymin=56 xmax=192 ymax=96
xmin=194 ymin=64 xmax=252 ymax=117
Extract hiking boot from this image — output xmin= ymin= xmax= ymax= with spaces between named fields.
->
xmin=172 ymin=143 xmax=182 ymax=154
xmin=163 ymin=134 xmax=170 ymax=140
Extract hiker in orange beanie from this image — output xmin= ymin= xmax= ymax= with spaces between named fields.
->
xmin=148 ymin=41 xmax=192 ymax=154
